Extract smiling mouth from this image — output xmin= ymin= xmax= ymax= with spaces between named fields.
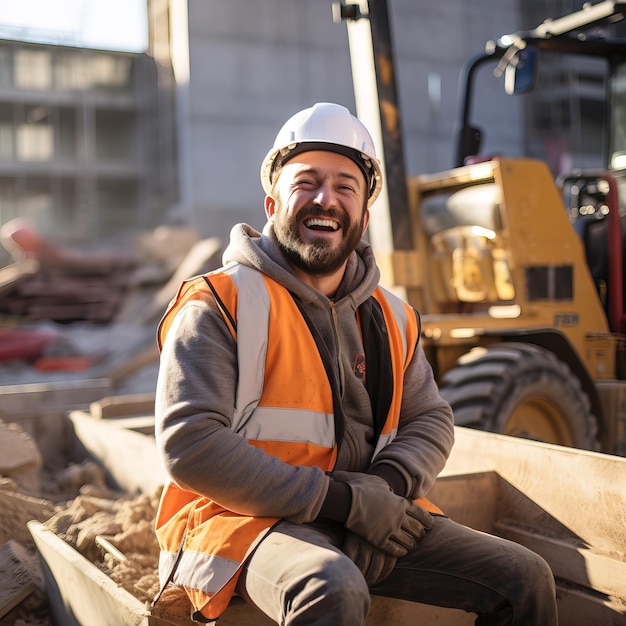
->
xmin=304 ymin=217 xmax=340 ymax=232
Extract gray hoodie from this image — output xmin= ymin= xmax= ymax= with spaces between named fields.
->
xmin=155 ymin=222 xmax=454 ymax=524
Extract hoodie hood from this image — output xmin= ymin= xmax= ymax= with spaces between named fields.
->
xmin=222 ymin=222 xmax=381 ymax=310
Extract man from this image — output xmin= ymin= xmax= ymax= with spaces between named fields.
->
xmin=154 ymin=102 xmax=558 ymax=625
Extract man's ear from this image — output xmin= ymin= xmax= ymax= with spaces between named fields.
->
xmin=265 ymin=196 xmax=276 ymax=220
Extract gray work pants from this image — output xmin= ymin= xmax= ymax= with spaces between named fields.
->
xmin=235 ymin=516 xmax=558 ymax=626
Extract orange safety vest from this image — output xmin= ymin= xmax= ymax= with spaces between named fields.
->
xmin=154 ymin=262 xmax=442 ymax=622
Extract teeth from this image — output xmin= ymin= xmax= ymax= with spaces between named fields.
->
xmin=305 ymin=218 xmax=338 ymax=230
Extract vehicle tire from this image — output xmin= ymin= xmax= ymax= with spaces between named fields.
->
xmin=439 ymin=342 xmax=600 ymax=450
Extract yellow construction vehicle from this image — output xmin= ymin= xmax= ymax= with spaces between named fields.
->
xmin=336 ymin=0 xmax=626 ymax=456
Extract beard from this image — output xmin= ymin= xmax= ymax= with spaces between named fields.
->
xmin=272 ymin=203 xmax=365 ymax=276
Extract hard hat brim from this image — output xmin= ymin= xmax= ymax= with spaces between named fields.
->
xmin=261 ymin=142 xmax=383 ymax=207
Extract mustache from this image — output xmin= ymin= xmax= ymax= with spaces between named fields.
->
xmin=297 ymin=205 xmax=348 ymax=229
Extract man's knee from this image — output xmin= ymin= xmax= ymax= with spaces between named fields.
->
xmin=501 ymin=542 xmax=557 ymax=623
xmin=517 ymin=547 xmax=556 ymax=595
xmin=310 ymin=550 xmax=370 ymax=606
xmin=286 ymin=553 xmax=370 ymax=625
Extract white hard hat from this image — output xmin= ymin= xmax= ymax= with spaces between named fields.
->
xmin=260 ymin=102 xmax=383 ymax=207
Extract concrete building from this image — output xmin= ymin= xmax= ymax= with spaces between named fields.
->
xmin=0 ymin=38 xmax=175 ymax=247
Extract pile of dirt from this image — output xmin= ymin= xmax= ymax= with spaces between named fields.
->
xmin=0 ymin=446 xmax=162 ymax=625
xmin=44 ymin=487 xmax=162 ymax=605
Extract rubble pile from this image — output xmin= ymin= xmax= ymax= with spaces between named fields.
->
xmin=0 ymin=422 xmax=162 ymax=624
xmin=44 ymin=488 xmax=162 ymax=605
xmin=0 ymin=218 xmax=136 ymax=324
xmin=0 ymin=219 xmax=223 ymax=373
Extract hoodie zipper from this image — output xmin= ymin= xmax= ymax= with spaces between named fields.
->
xmin=328 ymin=300 xmax=345 ymax=397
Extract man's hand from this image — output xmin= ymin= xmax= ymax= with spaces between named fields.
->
xmin=332 ymin=471 xmax=434 ymax=557
xmin=343 ymin=531 xmax=397 ymax=586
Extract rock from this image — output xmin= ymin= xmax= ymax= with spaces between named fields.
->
xmin=0 ymin=422 xmax=42 ymax=494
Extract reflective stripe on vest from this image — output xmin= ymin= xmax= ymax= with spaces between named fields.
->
xmin=228 ymin=264 xmax=335 ymax=447
xmin=155 ymin=482 xmax=279 ymax=619
xmin=370 ymin=284 xmax=410 ymax=459
xmin=160 ymin=545 xmax=238 ymax=597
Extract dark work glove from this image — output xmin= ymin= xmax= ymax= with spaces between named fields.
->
xmin=332 ymin=471 xmax=434 ymax=557
xmin=343 ymin=531 xmax=397 ymax=586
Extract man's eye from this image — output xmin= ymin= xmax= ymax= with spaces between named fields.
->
xmin=336 ymin=184 xmax=357 ymax=194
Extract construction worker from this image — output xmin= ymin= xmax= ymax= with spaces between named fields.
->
xmin=153 ymin=102 xmax=558 ymax=625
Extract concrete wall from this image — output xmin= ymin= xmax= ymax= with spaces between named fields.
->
xmin=166 ymin=0 xmax=522 ymax=242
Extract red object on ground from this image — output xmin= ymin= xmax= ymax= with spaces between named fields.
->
xmin=0 ymin=327 xmax=58 ymax=362
xmin=33 ymin=356 xmax=94 ymax=372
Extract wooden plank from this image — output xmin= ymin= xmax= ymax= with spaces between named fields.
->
xmin=555 ymin=581 xmax=626 ymax=626
xmin=0 ymin=258 xmax=39 ymax=298
xmin=100 ymin=415 xmax=156 ymax=434
xmin=72 ymin=408 xmax=156 ymax=434
xmin=443 ymin=428 xmax=626 ymax=557
xmin=495 ymin=522 xmax=626 ymax=600
xmin=0 ymin=421 xmax=41 ymax=473
xmin=28 ymin=521 xmax=150 ymax=626
xmin=367 ymin=596 xmax=474 ymax=626
xmin=154 ymin=589 xmax=476 ymax=626
xmin=69 ymin=409 xmax=166 ymax=494
xmin=88 ymin=414 xmax=156 ymax=435
xmin=88 ymin=393 xmax=156 ymax=420
xmin=26 ymin=301 xmax=119 ymax=322
xmin=0 ymin=541 xmax=36 ymax=618
xmin=427 ymin=471 xmax=499 ymax=533
xmin=0 ymin=490 xmax=58 ymax=547
xmin=0 ymin=378 xmax=112 ymax=419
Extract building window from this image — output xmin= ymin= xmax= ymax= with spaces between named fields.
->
xmin=17 ymin=124 xmax=53 ymax=161
xmin=15 ymin=49 xmax=52 ymax=90
xmin=90 ymin=54 xmax=133 ymax=91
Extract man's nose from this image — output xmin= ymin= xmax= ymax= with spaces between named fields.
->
xmin=313 ymin=180 xmax=337 ymax=208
